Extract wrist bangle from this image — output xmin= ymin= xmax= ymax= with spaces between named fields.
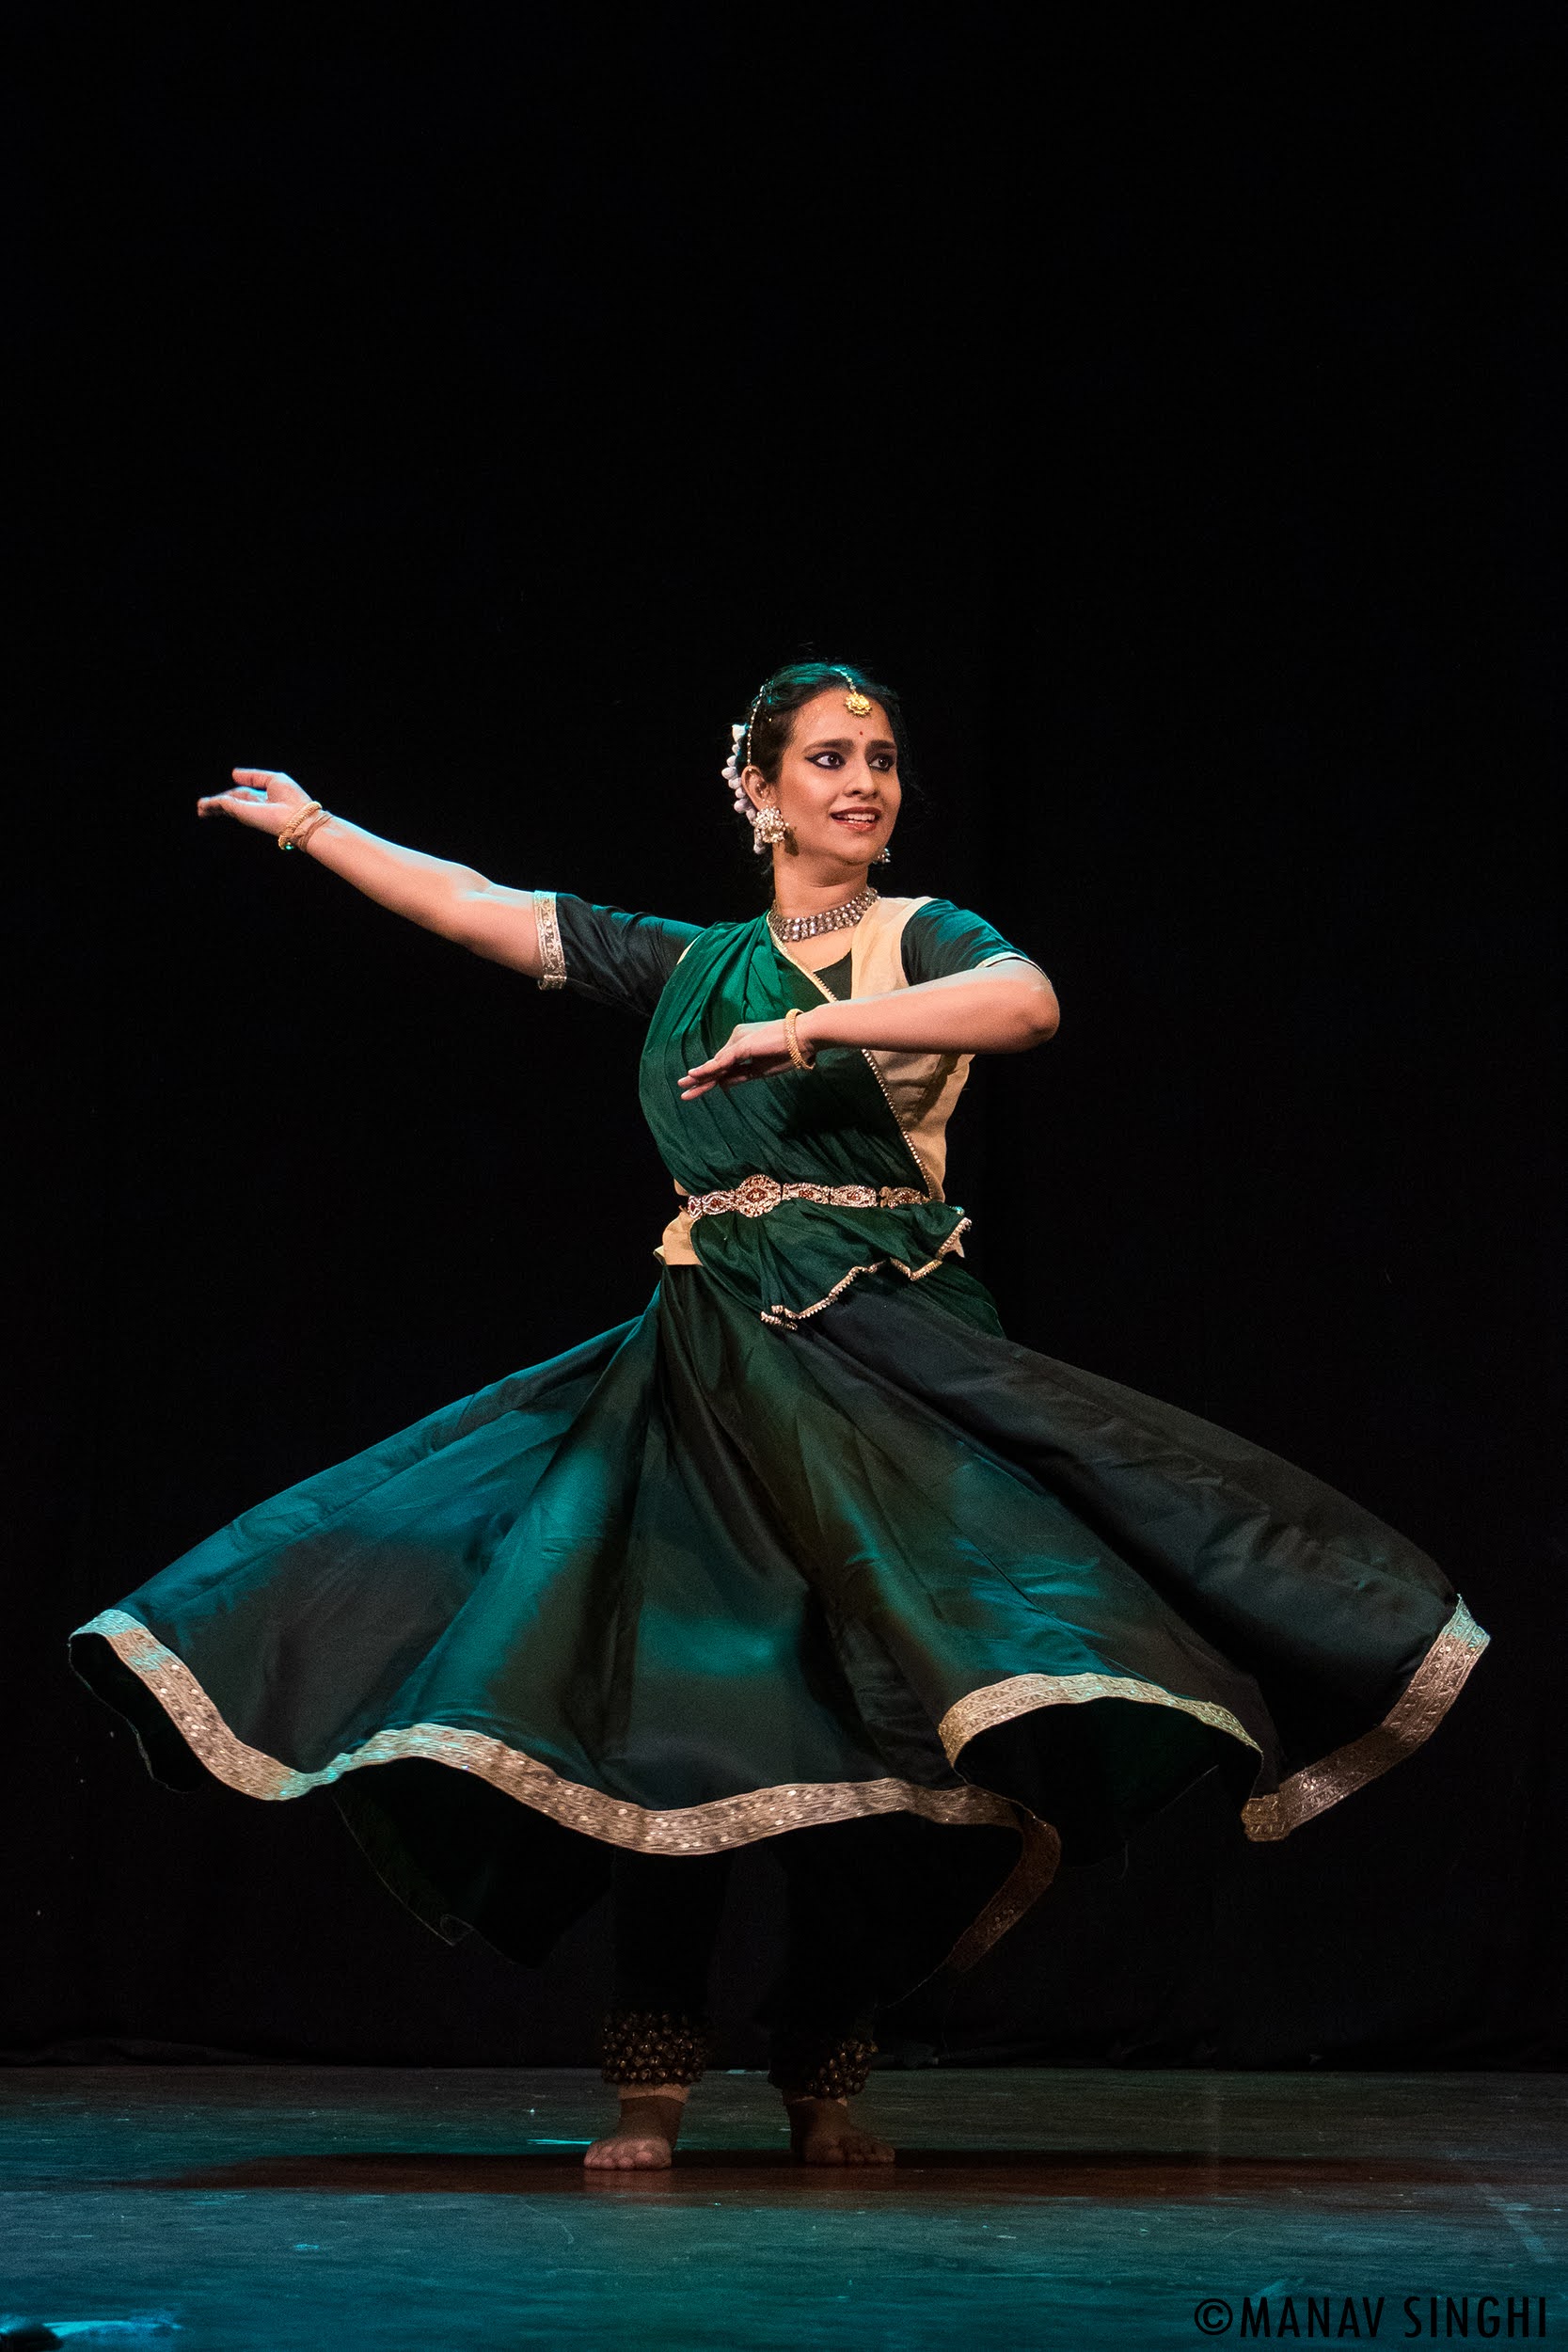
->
xmin=783 ymin=1006 xmax=816 ymax=1073
xmin=290 ymin=806 xmax=333 ymax=854
xmin=277 ymin=799 xmax=323 ymax=850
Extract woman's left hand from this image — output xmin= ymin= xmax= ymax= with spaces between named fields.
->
xmin=679 ymin=1019 xmax=800 ymax=1101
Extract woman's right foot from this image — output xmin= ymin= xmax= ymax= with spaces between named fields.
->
xmin=583 ymin=2091 xmax=688 ymax=2169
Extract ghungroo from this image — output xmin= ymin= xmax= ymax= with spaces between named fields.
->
xmin=768 ymin=2032 xmax=878 ymax=2101
xmin=598 ymin=2008 xmax=708 ymax=2090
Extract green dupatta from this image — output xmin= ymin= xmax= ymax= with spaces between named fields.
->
xmin=638 ymin=914 xmax=971 ymax=1325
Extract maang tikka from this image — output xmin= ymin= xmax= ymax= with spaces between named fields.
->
xmin=834 ymin=669 xmax=891 ymax=857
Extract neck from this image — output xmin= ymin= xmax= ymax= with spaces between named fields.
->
xmin=768 ymin=862 xmax=874 ymax=919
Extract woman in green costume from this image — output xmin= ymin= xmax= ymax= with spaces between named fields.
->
xmin=71 ymin=660 xmax=1489 ymax=2169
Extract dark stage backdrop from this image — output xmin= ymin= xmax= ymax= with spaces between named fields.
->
xmin=10 ymin=15 xmax=1562 ymax=2067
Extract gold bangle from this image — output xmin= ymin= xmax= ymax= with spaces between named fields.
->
xmin=277 ymin=799 xmax=323 ymax=850
xmin=290 ymin=806 xmax=333 ymax=855
xmin=783 ymin=1006 xmax=816 ymax=1073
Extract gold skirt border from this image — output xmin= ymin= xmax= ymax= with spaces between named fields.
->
xmin=76 ymin=1607 xmax=1061 ymax=1970
xmin=936 ymin=1596 xmax=1488 ymax=1845
xmin=938 ymin=1672 xmax=1263 ymax=1765
xmin=1237 ymin=1596 xmax=1489 ymax=1840
xmin=76 ymin=1591 xmax=1487 ymax=1965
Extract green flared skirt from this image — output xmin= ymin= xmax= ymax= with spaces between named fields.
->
xmin=71 ymin=1260 xmax=1487 ymax=1990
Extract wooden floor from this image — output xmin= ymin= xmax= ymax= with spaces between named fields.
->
xmin=1 ymin=2067 xmax=1563 ymax=2348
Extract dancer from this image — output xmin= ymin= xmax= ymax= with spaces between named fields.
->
xmin=71 ymin=660 xmax=1488 ymax=2168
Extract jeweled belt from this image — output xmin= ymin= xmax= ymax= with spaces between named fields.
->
xmin=681 ymin=1173 xmax=927 ymax=1223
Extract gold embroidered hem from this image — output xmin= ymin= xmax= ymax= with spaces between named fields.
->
xmin=933 ymin=1597 xmax=1487 ymax=1847
xmin=760 ymin=1219 xmax=974 ymax=1330
xmin=937 ymin=1667 xmax=1262 ymax=1765
xmin=533 ymin=889 xmax=566 ymax=990
xmin=1240 ymin=1597 xmax=1489 ymax=1841
xmin=941 ymin=1808 xmax=1063 ymax=1975
xmin=76 ymin=1609 xmax=1048 ymax=1955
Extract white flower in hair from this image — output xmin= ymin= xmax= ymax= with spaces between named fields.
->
xmin=722 ymin=691 xmax=769 ymax=834
xmin=721 ymin=721 xmax=752 ymax=817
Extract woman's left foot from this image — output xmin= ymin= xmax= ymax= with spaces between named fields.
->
xmin=785 ymin=2095 xmax=895 ymax=2166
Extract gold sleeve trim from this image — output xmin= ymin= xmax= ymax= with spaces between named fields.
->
xmin=534 ymin=889 xmax=566 ymax=991
xmin=1241 ymin=1596 xmax=1489 ymax=1841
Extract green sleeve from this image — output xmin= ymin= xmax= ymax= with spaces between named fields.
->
xmin=899 ymin=898 xmax=1035 ymax=983
xmin=545 ymin=893 xmax=705 ymax=1020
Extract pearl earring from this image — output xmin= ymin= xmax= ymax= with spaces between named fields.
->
xmin=752 ymin=803 xmax=789 ymax=851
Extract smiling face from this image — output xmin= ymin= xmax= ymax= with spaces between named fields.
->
xmin=744 ymin=687 xmax=901 ymax=879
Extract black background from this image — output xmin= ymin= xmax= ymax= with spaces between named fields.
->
xmin=9 ymin=10 xmax=1562 ymax=2067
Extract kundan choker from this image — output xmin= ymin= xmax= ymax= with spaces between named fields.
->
xmin=768 ymin=886 xmax=879 ymax=945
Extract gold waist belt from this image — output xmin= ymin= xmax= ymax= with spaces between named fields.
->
xmin=683 ymin=1173 xmax=927 ymax=1224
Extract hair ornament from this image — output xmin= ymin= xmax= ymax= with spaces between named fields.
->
xmin=722 ymin=685 xmax=769 ymax=845
xmin=832 ymin=663 xmax=873 ymax=716
xmin=721 ymin=723 xmax=749 ymax=815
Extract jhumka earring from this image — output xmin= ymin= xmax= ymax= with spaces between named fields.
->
xmin=874 ymin=844 xmax=892 ymax=863
xmin=752 ymin=803 xmax=789 ymax=850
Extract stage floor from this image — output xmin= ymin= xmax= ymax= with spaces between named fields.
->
xmin=1 ymin=2067 xmax=1563 ymax=2348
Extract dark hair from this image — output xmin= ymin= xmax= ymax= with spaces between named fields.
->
xmin=734 ymin=660 xmax=908 ymax=787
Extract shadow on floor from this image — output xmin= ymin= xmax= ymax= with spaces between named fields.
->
xmin=137 ymin=2147 xmax=1542 ymax=2199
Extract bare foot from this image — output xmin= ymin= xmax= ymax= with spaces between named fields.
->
xmin=583 ymin=2091 xmax=687 ymax=2170
xmin=785 ymin=2095 xmax=895 ymax=2166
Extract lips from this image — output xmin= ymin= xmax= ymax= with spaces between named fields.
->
xmin=831 ymin=810 xmax=880 ymax=830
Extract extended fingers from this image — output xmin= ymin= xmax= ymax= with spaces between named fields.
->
xmin=197 ymin=789 xmax=265 ymax=817
xmin=679 ymin=1054 xmax=780 ymax=1101
xmin=678 ymin=1057 xmax=734 ymax=1099
xmin=680 ymin=1045 xmax=747 ymax=1099
xmin=198 ymin=770 xmax=289 ymax=818
xmin=691 ymin=1045 xmax=759 ymax=1080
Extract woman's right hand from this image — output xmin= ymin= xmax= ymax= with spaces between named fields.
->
xmin=197 ymin=769 xmax=316 ymax=840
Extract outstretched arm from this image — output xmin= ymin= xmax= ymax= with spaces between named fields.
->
xmin=198 ymin=770 xmax=545 ymax=976
xmin=678 ymin=960 xmax=1059 ymax=1100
